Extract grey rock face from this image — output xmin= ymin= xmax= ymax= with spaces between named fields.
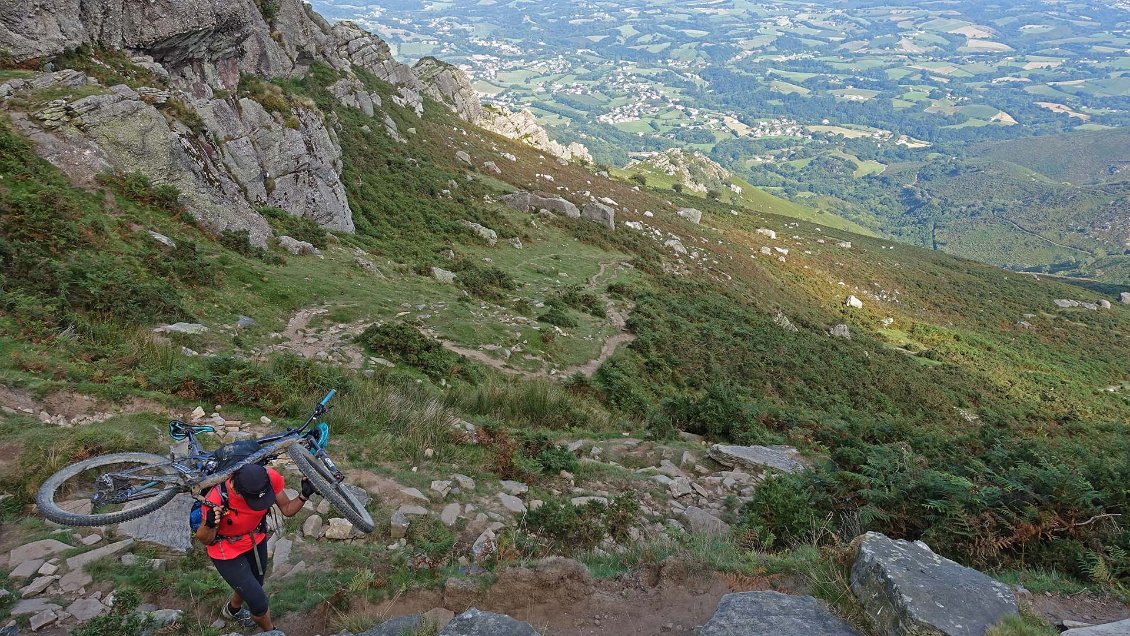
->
xmin=432 ymin=267 xmax=457 ymax=284
xmin=679 ymin=506 xmax=730 ymax=536
xmin=829 ymin=324 xmax=852 ymax=339
xmin=414 ymin=56 xmax=481 ymax=123
xmin=356 ymin=614 xmax=424 ymax=636
xmin=677 ymin=207 xmax=702 ymax=224
xmin=438 ymin=608 xmax=541 ymax=636
xmin=582 ymin=202 xmax=616 ymax=230
xmin=1120 ymin=292 xmax=1130 ymax=304
xmin=117 ymin=493 xmax=195 ymax=552
xmin=773 ymin=311 xmax=799 ymax=332
xmin=329 ymin=77 xmax=380 ymax=117
xmin=850 ymin=532 xmax=1018 ymax=636
xmin=701 ymin=591 xmax=862 ymax=636
xmin=708 ymin=444 xmax=804 ymax=474
xmin=500 ymin=191 xmax=580 ymax=218
xmin=1062 ymin=619 xmax=1130 ymax=635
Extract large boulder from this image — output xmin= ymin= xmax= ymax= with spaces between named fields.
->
xmin=438 ymin=608 xmax=540 ymax=635
xmin=1120 ymin=292 xmax=1130 ymax=304
xmin=355 ymin=614 xmax=424 ymax=636
xmin=581 ymin=202 xmax=616 ymax=230
xmin=677 ymin=207 xmax=702 ymax=224
xmin=500 ymin=191 xmax=580 ymax=218
xmin=679 ymin=506 xmax=730 ymax=536
xmin=117 ymin=494 xmax=195 ymax=552
xmin=708 ymin=444 xmax=804 ymax=474
xmin=850 ymin=532 xmax=1018 ymax=636
xmin=701 ymin=591 xmax=862 ymax=636
xmin=1063 ymin=619 xmax=1130 ymax=635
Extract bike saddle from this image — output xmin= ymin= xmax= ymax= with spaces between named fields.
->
xmin=168 ymin=419 xmax=216 ymax=441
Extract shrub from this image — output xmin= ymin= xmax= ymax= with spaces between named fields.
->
xmin=96 ymin=171 xmax=182 ymax=211
xmin=740 ymin=473 xmax=816 ymax=550
xmin=356 ymin=322 xmax=468 ymax=380
xmin=537 ymin=307 xmax=577 ymax=328
xmin=258 ymin=206 xmax=328 ymax=249
xmin=450 ymin=260 xmax=516 ymax=300
xmin=535 ymin=445 xmax=579 ymax=474
xmin=159 ymin=98 xmax=206 ymax=134
xmin=523 ymin=493 xmax=640 ymax=552
xmin=629 ymin=173 xmax=647 ymax=186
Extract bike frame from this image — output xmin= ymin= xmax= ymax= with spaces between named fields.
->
xmin=93 ymin=390 xmax=342 ymax=506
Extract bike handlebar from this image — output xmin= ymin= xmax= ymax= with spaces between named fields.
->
xmin=319 ymin=389 xmax=336 ymax=407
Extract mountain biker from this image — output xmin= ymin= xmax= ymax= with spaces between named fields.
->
xmin=194 ymin=463 xmax=315 ymax=632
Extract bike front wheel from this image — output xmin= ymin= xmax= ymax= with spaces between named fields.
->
xmin=287 ymin=446 xmax=375 ymax=533
xmin=36 ymin=452 xmax=182 ymax=526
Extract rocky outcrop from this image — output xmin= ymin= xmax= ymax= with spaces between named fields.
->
xmin=850 ymin=532 xmax=1018 ymax=636
xmin=500 ymin=191 xmax=580 ymax=218
xmin=414 ymin=56 xmax=481 ymax=123
xmin=439 ymin=608 xmax=541 ymax=635
xmin=701 ymin=592 xmax=861 ymax=636
xmin=478 ymin=105 xmax=592 ymax=164
xmin=626 ymin=148 xmax=734 ymax=194
xmin=329 ymin=21 xmax=422 ymax=117
xmin=708 ymin=444 xmax=804 ymax=474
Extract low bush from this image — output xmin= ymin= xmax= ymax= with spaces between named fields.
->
xmin=537 ymin=307 xmax=577 ymax=328
xmin=740 ymin=474 xmax=817 ymax=550
xmin=523 ymin=494 xmax=640 ymax=552
xmin=356 ymin=322 xmax=470 ymax=380
xmin=259 ymin=206 xmax=328 ymax=249
xmin=450 ymin=259 xmax=516 ymax=300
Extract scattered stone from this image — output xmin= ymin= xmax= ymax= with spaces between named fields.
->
xmin=19 ymin=576 xmax=57 ymax=598
xmin=701 ymin=591 xmax=861 ymax=636
xmin=302 ymin=514 xmax=323 ymax=538
xmin=57 ymin=568 xmax=92 ymax=593
xmin=147 ymin=230 xmax=176 ymax=249
xmin=757 ymin=228 xmax=777 ymax=239
xmin=1063 ymin=619 xmax=1130 ymax=635
xmin=431 ymin=480 xmax=453 ymax=498
xmin=357 ymin=614 xmax=424 ymax=636
xmin=153 ymin=322 xmax=207 ymax=335
xmin=850 ymin=532 xmax=1017 ymax=636
xmin=439 ymin=607 xmax=541 ymax=635
xmin=65 ymin=597 xmax=107 ymax=622
xmin=401 ymin=487 xmax=431 ymax=502
xmin=677 ymin=208 xmax=702 ymax=224
xmin=441 ymin=503 xmax=461 ymax=527
xmin=462 ymin=220 xmax=498 ymax=245
xmin=482 ymin=161 xmax=501 ymax=175
xmin=509 ymin=237 xmax=523 ymax=249
xmin=829 ymin=324 xmax=851 ymax=339
xmin=80 ymin=534 xmax=102 ymax=546
xmin=324 ymin=518 xmax=357 ymax=540
xmin=709 ymin=444 xmax=804 ymax=474
xmin=669 ymin=477 xmax=693 ymax=498
xmin=237 ymin=315 xmax=255 ymax=328
xmin=432 ymin=267 xmax=457 ymax=284
xmin=1054 ymin=299 xmax=1080 ymax=308
xmin=10 ymin=558 xmax=45 ymax=579
xmin=29 ymin=609 xmax=58 ymax=631
xmin=68 ymin=541 xmax=139 ymax=573
xmin=278 ymin=236 xmax=321 ymax=256
xmin=148 ymin=608 xmax=183 ymax=627
xmin=453 ymin=474 xmax=476 ymax=491
xmin=679 ymin=506 xmax=730 ymax=536
xmin=260 ymin=416 xmax=272 ymax=425
xmin=846 ymin=295 xmax=864 ymax=309
xmin=36 ymin=561 xmax=58 ymax=576
xmin=500 ymin=191 xmax=580 ymax=218
xmin=1120 ymin=292 xmax=1130 ymax=304
xmin=10 ymin=599 xmax=61 ymax=616
xmin=455 ymin=150 xmax=472 ymax=166
xmin=773 ymin=311 xmax=799 ymax=332
xmin=497 ymin=493 xmax=527 ymax=514
xmin=500 ymin=480 xmax=528 ymax=496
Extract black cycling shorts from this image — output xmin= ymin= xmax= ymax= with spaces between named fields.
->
xmin=211 ymin=539 xmax=270 ymax=617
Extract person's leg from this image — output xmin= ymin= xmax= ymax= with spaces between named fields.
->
xmin=247 ymin=540 xmax=273 ymax=630
xmin=212 ymin=548 xmax=271 ymax=628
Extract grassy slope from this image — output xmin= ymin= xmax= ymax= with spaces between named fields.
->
xmin=980 ymin=128 xmax=1130 ymax=185
xmin=1 ymin=53 xmax=1129 ymax=629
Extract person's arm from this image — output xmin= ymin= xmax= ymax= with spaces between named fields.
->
xmin=195 ymin=505 xmax=221 ymax=544
xmin=275 ymin=478 xmax=315 ymax=517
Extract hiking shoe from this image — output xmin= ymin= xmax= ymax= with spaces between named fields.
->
xmin=221 ymin=602 xmax=256 ymax=629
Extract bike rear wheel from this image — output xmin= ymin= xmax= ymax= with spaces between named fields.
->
xmin=37 ymin=452 xmax=182 ymax=526
xmin=287 ymin=445 xmax=375 ymax=533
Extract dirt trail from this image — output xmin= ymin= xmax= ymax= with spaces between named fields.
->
xmin=434 ymin=262 xmax=636 ymax=379
xmin=259 ymin=307 xmax=366 ymax=369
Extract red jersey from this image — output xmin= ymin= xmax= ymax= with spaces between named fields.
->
xmin=204 ymin=467 xmax=284 ymax=560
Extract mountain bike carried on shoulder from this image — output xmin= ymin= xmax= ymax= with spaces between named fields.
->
xmin=36 ymin=390 xmax=374 ymax=533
